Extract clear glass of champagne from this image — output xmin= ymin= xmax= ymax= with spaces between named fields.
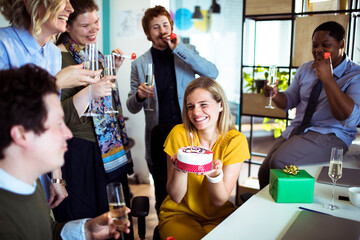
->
xmin=265 ymin=65 xmax=277 ymax=109
xmin=144 ymin=63 xmax=154 ymax=111
xmin=106 ymin=182 xmax=128 ymax=228
xmin=324 ymin=147 xmax=343 ymax=210
xmin=103 ymin=54 xmax=118 ymax=114
xmin=83 ymin=43 xmax=100 ymax=117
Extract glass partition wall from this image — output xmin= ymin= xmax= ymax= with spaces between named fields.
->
xmin=169 ymin=0 xmax=243 ymax=123
xmin=239 ymin=0 xmax=360 ymax=197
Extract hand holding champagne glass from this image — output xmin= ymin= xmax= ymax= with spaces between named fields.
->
xmin=324 ymin=147 xmax=343 ymax=210
xmin=83 ymin=43 xmax=100 ymax=117
xmin=103 ymin=54 xmax=118 ymax=114
xmin=265 ymin=65 xmax=277 ymax=109
xmin=144 ymin=63 xmax=155 ymax=111
xmin=106 ymin=182 xmax=128 ymax=228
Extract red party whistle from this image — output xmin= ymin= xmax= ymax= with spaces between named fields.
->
xmin=166 ymin=33 xmax=177 ymax=40
xmin=324 ymin=52 xmax=331 ymax=59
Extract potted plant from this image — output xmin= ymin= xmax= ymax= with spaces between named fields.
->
xmin=242 ymin=66 xmax=295 ymax=138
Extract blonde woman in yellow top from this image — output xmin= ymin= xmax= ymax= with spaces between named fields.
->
xmin=158 ymin=77 xmax=250 ymax=240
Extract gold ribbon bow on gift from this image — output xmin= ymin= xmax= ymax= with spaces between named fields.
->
xmin=283 ymin=165 xmax=299 ymax=175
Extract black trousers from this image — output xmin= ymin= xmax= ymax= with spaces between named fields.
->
xmin=258 ymin=131 xmax=348 ymax=189
xmin=52 ymin=137 xmax=134 ymax=240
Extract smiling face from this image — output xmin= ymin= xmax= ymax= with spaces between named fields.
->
xmin=312 ymin=30 xmax=345 ymax=68
xmin=39 ymin=0 xmax=74 ymax=37
xmin=66 ymin=10 xmax=100 ymax=48
xmin=29 ymin=94 xmax=72 ymax=173
xmin=186 ymin=88 xmax=223 ymax=133
xmin=146 ymin=15 xmax=172 ymax=50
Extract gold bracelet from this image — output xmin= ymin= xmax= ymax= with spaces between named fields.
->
xmin=51 ymin=178 xmax=67 ymax=186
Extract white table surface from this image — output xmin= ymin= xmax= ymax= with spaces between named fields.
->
xmin=202 ymin=158 xmax=360 ymax=240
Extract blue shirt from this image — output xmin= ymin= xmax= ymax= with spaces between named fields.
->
xmin=283 ymin=56 xmax=360 ymax=147
xmin=0 ymin=25 xmax=61 ymax=75
xmin=0 ymin=25 xmax=63 ymax=200
xmin=0 ymin=27 xmax=86 ymax=239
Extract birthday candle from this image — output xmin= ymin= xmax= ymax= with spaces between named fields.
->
xmin=190 ymin=132 xmax=194 ymax=152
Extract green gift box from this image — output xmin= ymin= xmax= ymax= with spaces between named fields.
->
xmin=269 ymin=169 xmax=315 ymax=203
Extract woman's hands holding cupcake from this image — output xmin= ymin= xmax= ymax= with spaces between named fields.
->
xmin=171 ymin=154 xmax=187 ymax=173
xmin=199 ymin=159 xmax=222 ymax=177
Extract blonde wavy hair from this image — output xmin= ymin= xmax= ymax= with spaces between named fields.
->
xmin=0 ymin=0 xmax=66 ymax=36
xmin=182 ymin=77 xmax=235 ymax=145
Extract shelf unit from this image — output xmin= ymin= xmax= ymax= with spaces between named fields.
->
xmin=238 ymin=0 xmax=360 ymax=179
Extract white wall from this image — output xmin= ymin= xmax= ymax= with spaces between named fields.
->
xmin=354 ymin=17 xmax=360 ymax=65
xmin=0 ymin=12 xmax=9 ymax=27
xmin=95 ymin=0 xmax=103 ymax=51
xmin=169 ymin=0 xmax=243 ymax=104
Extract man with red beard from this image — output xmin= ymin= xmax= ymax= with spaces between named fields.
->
xmin=126 ymin=5 xmax=218 ymax=213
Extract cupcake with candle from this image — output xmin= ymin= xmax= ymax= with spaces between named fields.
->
xmin=175 ymin=146 xmax=213 ymax=173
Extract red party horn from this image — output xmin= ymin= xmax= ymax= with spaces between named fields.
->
xmin=166 ymin=33 xmax=177 ymax=40
xmin=112 ymin=52 xmax=136 ymax=60
xmin=324 ymin=52 xmax=331 ymax=59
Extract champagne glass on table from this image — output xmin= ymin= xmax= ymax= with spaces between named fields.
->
xmin=83 ymin=43 xmax=100 ymax=117
xmin=265 ymin=65 xmax=277 ymax=109
xmin=324 ymin=147 xmax=343 ymax=210
xmin=106 ymin=182 xmax=128 ymax=228
xmin=144 ymin=63 xmax=154 ymax=111
xmin=103 ymin=54 xmax=118 ymax=114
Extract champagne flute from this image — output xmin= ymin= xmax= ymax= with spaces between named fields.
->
xmin=265 ymin=65 xmax=277 ymax=109
xmin=324 ymin=147 xmax=343 ymax=210
xmin=106 ymin=182 xmax=128 ymax=228
xmin=83 ymin=43 xmax=100 ymax=117
xmin=144 ymin=63 xmax=154 ymax=111
xmin=103 ymin=54 xmax=118 ymax=114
